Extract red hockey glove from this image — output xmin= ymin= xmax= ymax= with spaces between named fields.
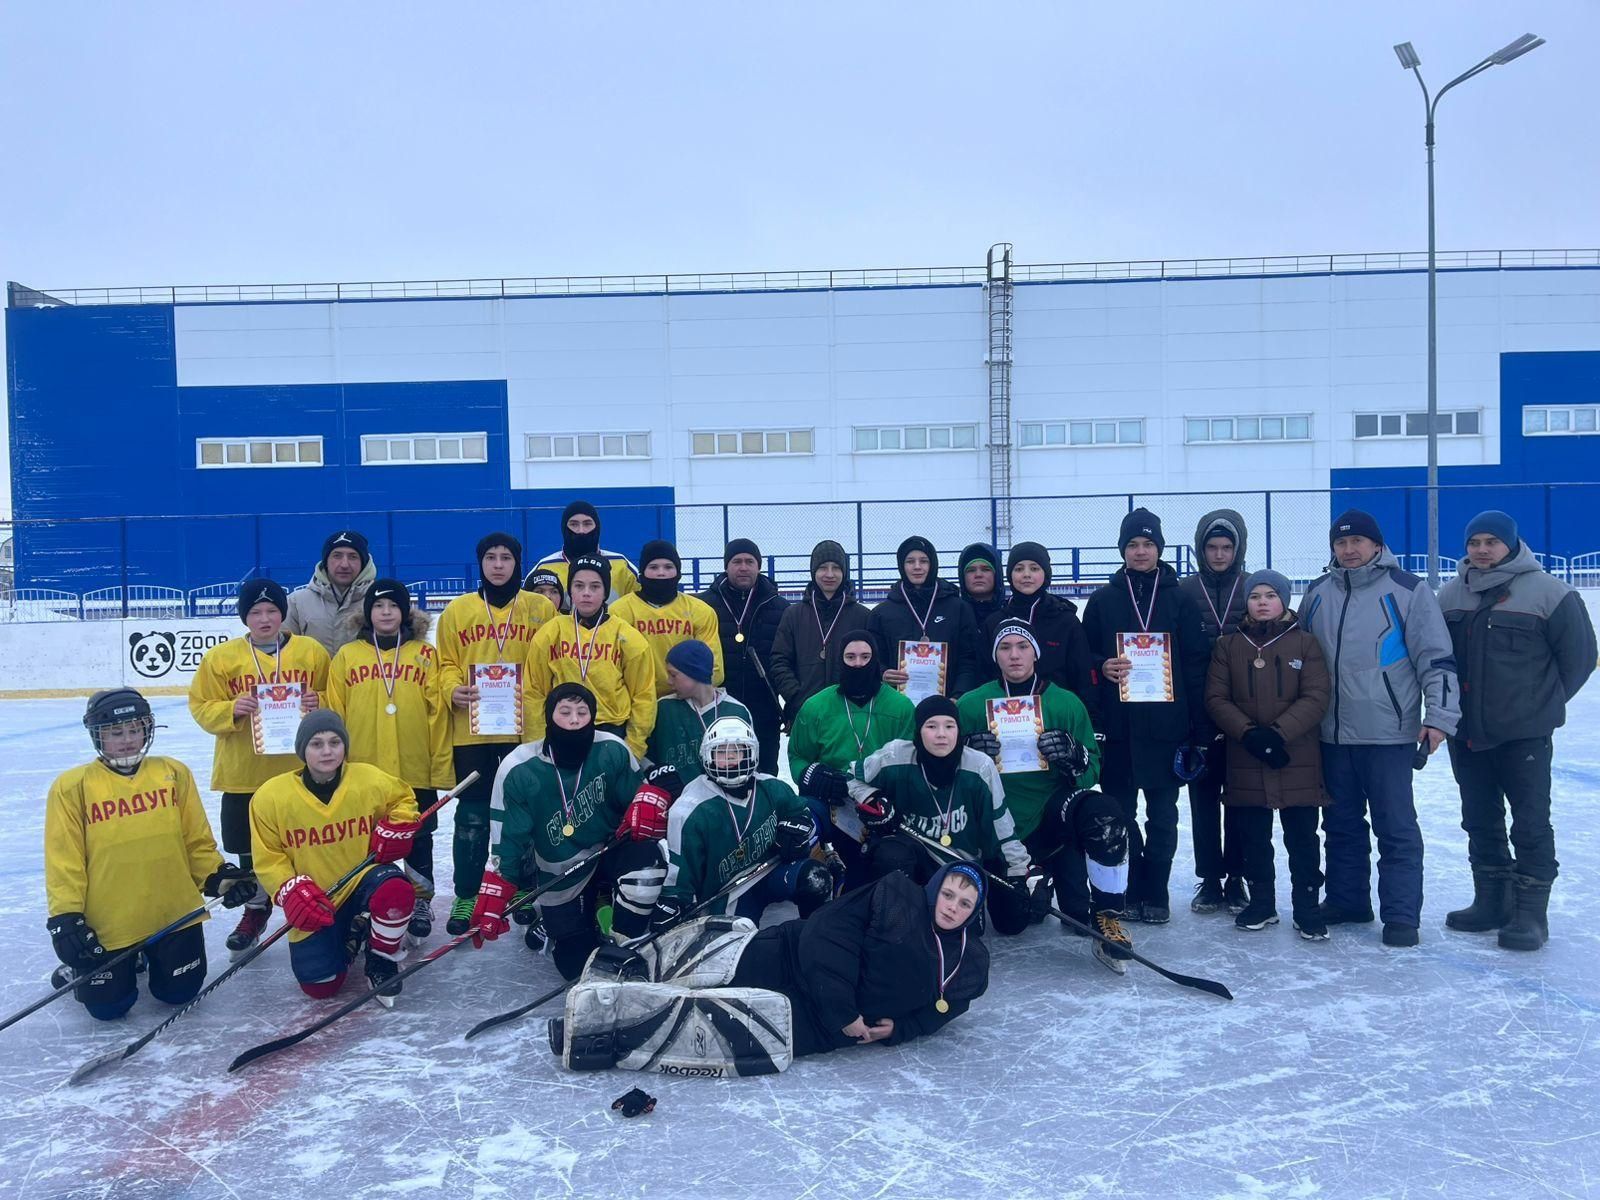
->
xmin=369 ymin=817 xmax=420 ymax=864
xmin=275 ymin=874 xmax=336 ymax=932
xmin=471 ymin=870 xmax=514 ymax=947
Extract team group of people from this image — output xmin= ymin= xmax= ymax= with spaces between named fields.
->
xmin=41 ymin=498 xmax=1596 ymax=1073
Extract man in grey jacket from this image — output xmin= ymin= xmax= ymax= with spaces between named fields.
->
xmin=1299 ymin=509 xmax=1460 ymax=948
xmin=285 ymin=529 xmax=377 ymax=656
xmin=1438 ymin=510 xmax=1596 ymax=952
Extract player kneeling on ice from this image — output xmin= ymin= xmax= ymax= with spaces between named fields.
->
xmin=45 ymin=689 xmax=254 ymax=1019
xmin=472 ymin=683 xmax=670 ymax=979
xmin=548 ymin=861 xmax=991 ymax=1075
xmin=654 ymin=716 xmax=832 ymax=932
xmin=249 ymin=711 xmax=422 ymax=1000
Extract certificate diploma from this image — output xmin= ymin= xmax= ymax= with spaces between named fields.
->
xmin=899 ymin=640 xmax=948 ymax=706
xmin=987 ymin=696 xmax=1047 ymax=774
xmin=1116 ymin=632 xmax=1174 ymax=703
xmin=471 ymin=662 xmax=523 ymax=737
xmin=252 ymin=682 xmax=304 ymax=756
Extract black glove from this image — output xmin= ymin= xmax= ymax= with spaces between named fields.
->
xmin=47 ymin=912 xmax=105 ymax=971
xmin=612 ymin=1087 xmax=657 ymax=1118
xmin=649 ymin=898 xmax=683 ymax=936
xmin=203 ymin=862 xmax=255 ymax=909
xmin=1037 ymin=729 xmax=1090 ymax=778
xmin=1010 ymin=863 xmax=1052 ymax=918
xmin=640 ymin=762 xmax=684 ymax=801
xmin=511 ymin=888 xmax=538 ymax=926
xmin=965 ymin=731 xmax=1001 ymax=758
xmin=798 ymin=763 xmax=851 ymax=803
xmin=855 ymin=791 xmax=899 ymax=836
xmin=1240 ymin=727 xmax=1290 ymax=770
xmin=773 ymin=814 xmax=816 ymax=862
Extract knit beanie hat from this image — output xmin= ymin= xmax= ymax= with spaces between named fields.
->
xmin=1464 ymin=510 xmax=1519 ymax=553
xmin=237 ymin=577 xmax=289 ymax=622
xmin=321 ymin=529 xmax=370 ymax=569
xmin=639 ymin=539 xmax=682 ymax=574
xmin=363 ymin=578 xmax=412 ymax=626
xmin=1118 ymin=508 xmax=1165 ymax=554
xmin=991 ymin=617 xmax=1041 ymax=660
xmin=1006 ymin=541 xmax=1053 ymax=584
xmin=295 ymin=709 xmax=349 ymax=760
xmin=1329 ymin=509 xmax=1383 ymax=547
xmin=666 ymin=638 xmax=715 ymax=685
xmin=724 ymin=538 xmax=762 ymax=567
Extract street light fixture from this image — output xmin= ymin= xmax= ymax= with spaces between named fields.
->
xmin=1393 ymin=33 xmax=1544 ymax=588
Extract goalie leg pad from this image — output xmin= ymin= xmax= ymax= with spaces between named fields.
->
xmin=561 ymin=981 xmax=792 ymax=1077
xmin=645 ymin=915 xmax=758 ymax=987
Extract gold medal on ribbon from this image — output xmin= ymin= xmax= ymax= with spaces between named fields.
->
xmin=935 ymin=998 xmax=950 ymax=1014
xmin=385 ymin=703 xmax=398 ymax=715
xmin=562 ymin=823 xmax=575 ymax=838
xmin=735 ymin=631 xmax=745 ymax=644
xmin=940 ymin=834 xmax=953 ymax=847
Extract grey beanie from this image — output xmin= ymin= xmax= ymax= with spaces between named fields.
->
xmin=1242 ymin=569 xmax=1294 ymax=610
xmin=295 ymin=709 xmax=350 ymax=760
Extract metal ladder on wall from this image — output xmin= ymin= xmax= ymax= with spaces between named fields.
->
xmin=986 ymin=242 xmax=1015 ymax=546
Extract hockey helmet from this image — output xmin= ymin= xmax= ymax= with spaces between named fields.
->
xmin=700 ymin=715 xmax=759 ymax=790
xmin=84 ymin=688 xmax=156 ymax=771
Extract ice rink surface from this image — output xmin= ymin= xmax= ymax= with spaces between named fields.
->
xmin=1 ymin=677 xmax=1597 ymax=1199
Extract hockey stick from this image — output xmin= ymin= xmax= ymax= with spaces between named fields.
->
xmin=1 ymin=895 xmax=232 ymax=1037
xmin=66 ymin=771 xmax=478 ymax=1085
xmin=226 ymin=835 xmax=623 ymax=1072
xmin=463 ymin=851 xmax=781 ymax=1041
xmin=905 ymin=830 xmax=1233 ymax=1001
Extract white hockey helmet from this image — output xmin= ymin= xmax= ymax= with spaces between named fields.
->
xmin=700 ymin=715 xmax=759 ymax=790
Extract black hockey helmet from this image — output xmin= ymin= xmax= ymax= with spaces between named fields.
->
xmin=84 ymin=688 xmax=156 ymax=771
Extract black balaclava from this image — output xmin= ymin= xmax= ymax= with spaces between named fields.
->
xmin=914 ymin=695 xmax=962 ymax=788
xmin=477 ymin=532 xmax=523 ymax=608
xmin=561 ymin=501 xmax=601 ymax=560
xmin=836 ymin=631 xmax=881 ymax=706
xmin=544 ymin=682 xmax=597 ymax=770
xmin=638 ymin=539 xmax=682 ymax=606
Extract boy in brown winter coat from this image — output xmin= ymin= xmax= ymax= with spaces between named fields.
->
xmin=1205 ymin=570 xmax=1332 ymax=939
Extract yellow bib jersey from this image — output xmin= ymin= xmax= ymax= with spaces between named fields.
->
xmin=525 ymin=612 xmax=659 ymax=759
xmin=187 ymin=635 xmax=332 ymax=793
xmin=435 ymin=589 xmax=557 ymax=746
xmin=44 ymin=757 xmax=221 ymax=950
xmin=530 ymin=550 xmax=641 ymax=603
xmin=610 ymin=591 xmax=725 ymax=693
xmin=248 ymin=762 xmax=420 ymax=941
xmin=326 ymin=637 xmax=453 ymax=790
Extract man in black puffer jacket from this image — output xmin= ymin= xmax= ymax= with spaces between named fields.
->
xmin=867 ymin=536 xmax=982 ymax=699
xmin=983 ymin=540 xmax=1096 ymax=718
xmin=698 ymin=538 xmax=789 ymax=775
xmin=770 ymin=539 xmax=871 ymax=728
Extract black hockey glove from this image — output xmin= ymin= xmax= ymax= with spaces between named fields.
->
xmin=965 ymin=731 xmax=1001 ymax=759
xmin=798 ymin=763 xmax=851 ymax=803
xmin=47 ymin=912 xmax=105 ymax=971
xmin=1240 ymin=727 xmax=1290 ymax=770
xmin=203 ymin=862 xmax=255 ymax=908
xmin=1008 ymin=862 xmax=1053 ymax=919
xmin=855 ymin=791 xmax=899 ymax=836
xmin=511 ymin=889 xmax=539 ymax=926
xmin=1037 ymin=729 xmax=1090 ymax=778
xmin=612 ymin=1087 xmax=657 ymax=1118
xmin=640 ymin=762 xmax=684 ymax=801
xmin=649 ymin=898 xmax=684 ymax=936
xmin=773 ymin=814 xmax=816 ymax=862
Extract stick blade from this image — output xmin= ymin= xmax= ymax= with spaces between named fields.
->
xmin=68 ymin=1047 xmax=128 ymax=1086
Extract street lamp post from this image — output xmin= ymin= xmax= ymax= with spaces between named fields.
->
xmin=1393 ymin=33 xmax=1544 ymax=588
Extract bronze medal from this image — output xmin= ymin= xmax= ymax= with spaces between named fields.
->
xmin=562 ymin=822 xmax=575 ymax=838
xmin=935 ymin=998 xmax=950 ymax=1014
xmin=1253 ymin=657 xmax=1266 ymax=670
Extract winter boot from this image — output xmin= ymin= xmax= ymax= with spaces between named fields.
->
xmin=1315 ymin=900 xmax=1374 ymax=926
xmin=408 ymin=896 xmax=433 ymax=940
xmin=446 ymin=896 xmax=475 ymax=937
xmin=364 ymin=948 xmax=402 ymax=1000
xmin=225 ymin=904 xmax=271 ymax=960
xmin=1234 ymin=890 xmax=1279 ymax=931
xmin=1092 ymin=910 xmax=1133 ymax=974
xmin=1497 ymin=877 xmax=1550 ymax=952
xmin=1291 ymin=886 xmax=1328 ymax=941
xmin=1381 ymin=923 xmax=1419 ymax=948
xmin=1445 ymin=870 xmax=1514 ymax=933
xmin=1191 ymin=879 xmax=1225 ymax=914
xmin=1223 ymin=876 xmax=1250 ymax=915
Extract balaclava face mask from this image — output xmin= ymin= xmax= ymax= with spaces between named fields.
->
xmin=561 ymin=501 xmax=601 ymax=560
xmin=837 ymin=634 xmax=881 ymax=705
xmin=544 ymin=682 xmax=597 ymax=770
xmin=913 ymin=695 xmax=962 ymax=788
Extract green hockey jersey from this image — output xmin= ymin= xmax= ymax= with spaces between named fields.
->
xmin=955 ymin=681 xmax=1100 ymax=839
xmin=861 ymin=740 xmax=1028 ymax=874
xmin=787 ymin=685 xmax=915 ymax=780
xmin=662 ymin=775 xmax=809 ymax=911
xmin=645 ymin=689 xmax=752 ymax=785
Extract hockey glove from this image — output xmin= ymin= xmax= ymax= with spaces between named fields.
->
xmin=471 ymin=870 xmax=514 ymax=947
xmin=612 ymin=1087 xmax=657 ymax=1118
xmin=798 ymin=763 xmax=851 ymax=803
xmin=203 ymin=862 xmax=255 ymax=909
xmin=1010 ymin=863 xmax=1053 ymax=919
xmin=511 ymin=889 xmax=538 ymax=926
xmin=46 ymin=912 xmax=106 ymax=971
xmin=649 ymin=897 xmax=684 ymax=936
xmin=772 ymin=814 xmax=816 ymax=862
xmin=965 ymin=731 xmax=1001 ymax=759
xmin=619 ymin=770 xmax=680 ymax=842
xmin=1037 ymin=729 xmax=1090 ymax=778
xmin=275 ymin=875 xmax=336 ymax=933
xmin=855 ymin=791 xmax=900 ymax=836
xmin=1240 ymin=727 xmax=1290 ymax=770
xmin=370 ymin=817 xmax=420 ymax=864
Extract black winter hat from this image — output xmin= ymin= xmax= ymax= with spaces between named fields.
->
xmin=238 ymin=577 xmax=289 ymax=622
xmin=1118 ymin=509 xmax=1165 ymax=554
xmin=1006 ymin=541 xmax=1052 ymax=583
xmin=363 ymin=578 xmax=412 ymax=626
xmin=544 ymin=681 xmax=597 ymax=727
xmin=477 ymin=532 xmax=523 ymax=568
xmin=724 ymin=537 xmax=762 ymax=566
xmin=569 ymin=554 xmax=612 ymax=596
xmin=810 ymin=539 xmax=850 ymax=575
xmin=896 ymin=536 xmax=940 ymax=579
xmin=1330 ymin=509 xmax=1383 ymax=547
xmin=639 ymin=539 xmax=681 ymax=573
xmin=914 ymin=694 xmax=960 ymax=730
xmin=991 ymin=617 xmax=1041 ymax=660
xmin=522 ymin=567 xmax=564 ymax=601
xmin=321 ymin=529 xmax=370 ymax=569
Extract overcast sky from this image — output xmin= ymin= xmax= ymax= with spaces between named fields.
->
xmin=2 ymin=1 xmax=1594 ymax=517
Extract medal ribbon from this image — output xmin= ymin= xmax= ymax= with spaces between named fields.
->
xmin=572 ymin=609 xmax=604 ymax=682
xmin=723 ymin=795 xmax=755 ymax=851
xmin=1241 ymin=621 xmax=1298 ymax=662
xmin=900 ymin=581 xmax=939 ymax=640
xmin=919 ymin=763 xmax=956 ymax=842
xmin=842 ymin=694 xmax=876 ymax=760
xmin=1201 ymin=576 xmax=1241 ymax=634
xmin=1125 ymin=570 xmax=1161 ymax=633
xmin=553 ymin=759 xmax=586 ymax=833
xmin=482 ymin=594 xmax=514 ymax=657
xmin=935 ymin=928 xmax=967 ymax=1007
xmin=729 ymin=583 xmax=757 ymax=642
xmin=248 ymin=637 xmax=283 ymax=684
xmin=372 ymin=632 xmax=401 ymax=710
xmin=811 ymin=592 xmax=846 ymax=658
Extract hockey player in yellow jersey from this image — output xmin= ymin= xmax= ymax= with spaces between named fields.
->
xmin=610 ymin=539 xmax=724 ymax=694
xmin=435 ymin=533 xmax=557 ymax=935
xmin=326 ymin=579 xmax=452 ymax=940
xmin=45 ymin=690 xmax=253 ymax=1020
xmin=526 ymin=555 xmax=657 ymax=760
xmin=530 ymin=500 xmax=640 ymax=606
xmin=249 ymin=710 xmax=421 ymax=1000
xmin=188 ymin=578 xmax=330 ymax=958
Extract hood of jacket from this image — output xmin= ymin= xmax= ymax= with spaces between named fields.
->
xmin=305 ymin=556 xmax=378 ymax=600
xmin=1192 ymin=508 xmax=1248 ymax=578
xmin=336 ymin=605 xmax=434 ymax=644
xmin=958 ymin=542 xmax=1006 ymax=605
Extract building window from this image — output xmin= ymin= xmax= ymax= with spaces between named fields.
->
xmin=362 ymin=432 xmax=488 ymax=465
xmin=854 ymin=424 xmax=978 ymax=453
xmin=197 ymin=436 xmax=323 ymax=469
xmin=1524 ymin=405 xmax=1600 ymax=436
xmin=691 ymin=429 xmax=814 ymax=456
xmin=1185 ymin=414 xmax=1312 ymax=444
xmin=1019 ymin=419 xmax=1142 ymax=448
xmin=1354 ymin=411 xmax=1481 ymax=439
xmin=525 ymin=432 xmax=649 ymax=460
